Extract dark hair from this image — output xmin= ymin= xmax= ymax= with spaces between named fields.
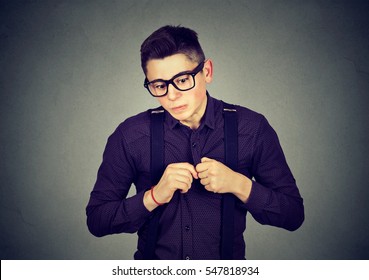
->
xmin=140 ymin=25 xmax=206 ymax=74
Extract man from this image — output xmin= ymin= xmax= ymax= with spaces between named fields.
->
xmin=86 ymin=25 xmax=304 ymax=260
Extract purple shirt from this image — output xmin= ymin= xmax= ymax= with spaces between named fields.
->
xmin=86 ymin=94 xmax=304 ymax=259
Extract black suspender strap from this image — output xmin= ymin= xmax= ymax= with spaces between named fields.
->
xmin=221 ymin=103 xmax=238 ymax=260
xmin=143 ymin=108 xmax=165 ymax=260
xmin=150 ymin=109 xmax=165 ymax=184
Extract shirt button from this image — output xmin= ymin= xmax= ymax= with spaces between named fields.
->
xmin=185 ymin=256 xmax=190 ymax=260
xmin=185 ymin=225 xmax=190 ymax=231
xmin=192 ymin=142 xmax=197 ymax=148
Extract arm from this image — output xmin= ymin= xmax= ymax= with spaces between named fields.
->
xmin=86 ymin=127 xmax=151 ymax=237
xmin=245 ymin=116 xmax=304 ymax=231
xmin=196 ymin=116 xmax=304 ymax=231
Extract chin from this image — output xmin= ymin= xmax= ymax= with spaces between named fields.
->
xmin=170 ymin=111 xmax=191 ymax=121
xmin=171 ymin=113 xmax=187 ymax=120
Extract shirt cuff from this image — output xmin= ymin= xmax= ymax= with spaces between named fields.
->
xmin=243 ymin=180 xmax=275 ymax=213
xmin=124 ymin=189 xmax=152 ymax=229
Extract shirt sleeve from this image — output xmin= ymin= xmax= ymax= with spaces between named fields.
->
xmin=243 ymin=116 xmax=304 ymax=231
xmin=86 ymin=126 xmax=152 ymax=237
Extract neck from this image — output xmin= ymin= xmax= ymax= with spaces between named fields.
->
xmin=182 ymin=120 xmax=201 ymax=130
xmin=180 ymin=95 xmax=208 ymax=130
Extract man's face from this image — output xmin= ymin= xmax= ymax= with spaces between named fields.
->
xmin=146 ymin=53 xmax=213 ymax=129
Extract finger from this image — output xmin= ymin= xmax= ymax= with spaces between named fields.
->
xmin=185 ymin=165 xmax=199 ymax=179
xmin=195 ymin=162 xmax=209 ymax=173
xmin=175 ymin=180 xmax=191 ymax=193
xmin=173 ymin=168 xmax=194 ymax=184
xmin=201 ymin=157 xmax=213 ymax=163
xmin=172 ymin=163 xmax=198 ymax=179
xmin=204 ymin=184 xmax=214 ymax=193
xmin=174 ymin=174 xmax=193 ymax=187
xmin=197 ymin=170 xmax=208 ymax=179
xmin=200 ymin=178 xmax=210 ymax=186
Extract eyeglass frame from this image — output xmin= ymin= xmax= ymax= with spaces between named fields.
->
xmin=143 ymin=60 xmax=205 ymax=97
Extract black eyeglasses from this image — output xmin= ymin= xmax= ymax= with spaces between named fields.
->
xmin=144 ymin=61 xmax=205 ymax=97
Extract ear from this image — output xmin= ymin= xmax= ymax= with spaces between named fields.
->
xmin=203 ymin=59 xmax=213 ymax=84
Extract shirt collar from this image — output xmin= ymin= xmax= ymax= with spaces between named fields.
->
xmin=166 ymin=91 xmax=215 ymax=130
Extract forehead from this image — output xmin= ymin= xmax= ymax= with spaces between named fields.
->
xmin=146 ymin=53 xmax=197 ymax=81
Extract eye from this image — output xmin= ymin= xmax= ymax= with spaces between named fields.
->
xmin=152 ymin=82 xmax=166 ymax=89
xmin=175 ymin=75 xmax=190 ymax=84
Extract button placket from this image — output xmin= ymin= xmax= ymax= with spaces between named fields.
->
xmin=181 ymin=194 xmax=193 ymax=260
xmin=190 ymin=131 xmax=201 ymax=165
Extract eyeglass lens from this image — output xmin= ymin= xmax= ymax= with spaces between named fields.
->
xmin=148 ymin=74 xmax=195 ymax=96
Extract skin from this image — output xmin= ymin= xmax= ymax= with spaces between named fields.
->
xmin=143 ymin=54 xmax=252 ymax=211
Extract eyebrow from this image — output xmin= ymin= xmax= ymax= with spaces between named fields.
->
xmin=148 ymin=69 xmax=194 ymax=84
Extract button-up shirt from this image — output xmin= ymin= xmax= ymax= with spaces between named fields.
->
xmin=86 ymin=94 xmax=304 ymax=259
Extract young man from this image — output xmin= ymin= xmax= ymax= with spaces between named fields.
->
xmin=86 ymin=25 xmax=304 ymax=260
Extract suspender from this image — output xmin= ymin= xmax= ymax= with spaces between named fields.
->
xmin=221 ymin=104 xmax=238 ymax=259
xmin=144 ymin=103 xmax=238 ymax=259
xmin=143 ymin=108 xmax=165 ymax=260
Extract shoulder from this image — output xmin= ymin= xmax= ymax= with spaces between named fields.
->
xmin=119 ymin=110 xmax=150 ymax=130
xmin=113 ymin=107 xmax=160 ymax=144
xmin=234 ymin=105 xmax=268 ymax=138
xmin=234 ymin=104 xmax=264 ymax=122
xmin=215 ymin=97 xmax=266 ymax=132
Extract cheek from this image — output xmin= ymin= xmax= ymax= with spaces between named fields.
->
xmin=193 ymin=90 xmax=206 ymax=104
xmin=157 ymin=97 xmax=168 ymax=108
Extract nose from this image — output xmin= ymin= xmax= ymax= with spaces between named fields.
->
xmin=166 ymin=83 xmax=181 ymax=101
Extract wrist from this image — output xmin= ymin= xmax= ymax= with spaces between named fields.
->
xmin=232 ymin=173 xmax=252 ymax=203
xmin=143 ymin=188 xmax=160 ymax=212
xmin=151 ymin=186 xmax=164 ymax=206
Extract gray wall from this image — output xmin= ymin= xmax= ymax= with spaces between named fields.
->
xmin=1 ymin=0 xmax=368 ymax=260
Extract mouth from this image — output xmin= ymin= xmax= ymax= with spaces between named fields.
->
xmin=171 ymin=105 xmax=187 ymax=113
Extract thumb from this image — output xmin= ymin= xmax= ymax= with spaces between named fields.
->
xmin=189 ymin=165 xmax=199 ymax=180
xmin=201 ymin=157 xmax=213 ymax=163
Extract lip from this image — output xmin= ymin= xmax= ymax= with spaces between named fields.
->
xmin=171 ymin=105 xmax=187 ymax=113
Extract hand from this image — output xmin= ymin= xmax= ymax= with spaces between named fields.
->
xmin=144 ymin=163 xmax=198 ymax=211
xmin=196 ymin=157 xmax=252 ymax=202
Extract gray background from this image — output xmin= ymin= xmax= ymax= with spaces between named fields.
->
xmin=1 ymin=0 xmax=368 ymax=260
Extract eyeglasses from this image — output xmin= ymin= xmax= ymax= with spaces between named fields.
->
xmin=144 ymin=61 xmax=205 ymax=97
